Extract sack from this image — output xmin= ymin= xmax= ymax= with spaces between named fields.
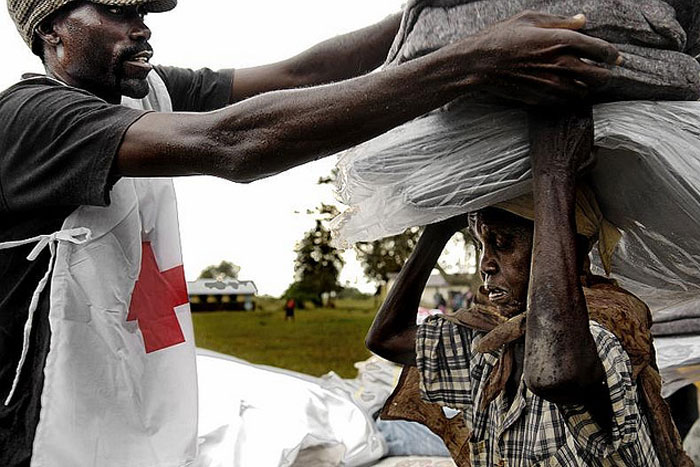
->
xmin=334 ymin=0 xmax=700 ymax=319
xmin=385 ymin=0 xmax=700 ymax=101
xmin=333 ymin=100 xmax=700 ymax=320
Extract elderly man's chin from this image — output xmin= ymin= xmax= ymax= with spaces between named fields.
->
xmin=120 ymin=77 xmax=150 ymax=99
xmin=494 ymin=299 xmax=525 ymax=318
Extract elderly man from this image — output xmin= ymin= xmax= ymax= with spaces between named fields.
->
xmin=0 ymin=0 xmax=622 ymax=465
xmin=366 ymin=110 xmax=692 ymax=465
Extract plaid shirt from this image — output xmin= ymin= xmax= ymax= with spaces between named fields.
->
xmin=417 ymin=317 xmax=661 ymax=466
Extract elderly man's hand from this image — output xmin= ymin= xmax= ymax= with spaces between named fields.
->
xmin=462 ymin=11 xmax=620 ymax=107
xmin=528 ymin=106 xmax=596 ymax=178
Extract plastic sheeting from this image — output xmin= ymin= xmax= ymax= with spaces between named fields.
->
xmin=655 ymin=335 xmax=700 ymax=396
xmin=193 ymin=348 xmax=698 ymax=464
xmin=320 ymin=356 xmax=452 ymax=458
xmin=195 ymin=350 xmax=385 ymax=467
xmin=334 ymin=101 xmax=700 ymax=315
xmin=372 ymin=458 xmax=456 ymax=467
xmin=320 ymin=356 xmax=403 ymax=418
xmin=333 ymin=101 xmax=700 ymax=390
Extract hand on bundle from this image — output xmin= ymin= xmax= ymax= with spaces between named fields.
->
xmin=464 ymin=11 xmax=621 ymax=107
xmin=528 ymin=106 xmax=596 ymax=177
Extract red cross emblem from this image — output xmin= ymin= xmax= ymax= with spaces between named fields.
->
xmin=128 ymin=241 xmax=188 ymax=353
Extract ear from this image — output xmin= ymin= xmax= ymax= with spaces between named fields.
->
xmin=35 ymin=19 xmax=62 ymax=48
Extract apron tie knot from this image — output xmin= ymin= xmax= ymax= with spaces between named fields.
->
xmin=1 ymin=227 xmax=92 ymax=406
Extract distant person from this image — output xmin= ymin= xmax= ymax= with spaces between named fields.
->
xmin=285 ymin=298 xmax=297 ymax=321
xmin=464 ymin=288 xmax=475 ymax=307
xmin=450 ymin=292 xmax=464 ymax=311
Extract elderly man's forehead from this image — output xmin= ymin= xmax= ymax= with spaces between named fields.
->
xmin=473 ymin=208 xmax=533 ymax=235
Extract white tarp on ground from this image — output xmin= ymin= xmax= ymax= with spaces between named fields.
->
xmin=195 ymin=350 xmax=386 ymax=467
xmin=372 ymin=458 xmax=456 ymax=467
xmin=194 ymin=347 xmax=697 ymax=465
xmin=195 ymin=350 xmax=457 ymax=466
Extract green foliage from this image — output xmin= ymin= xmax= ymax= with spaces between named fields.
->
xmin=355 ymin=227 xmax=422 ymax=285
xmin=285 ymin=219 xmax=345 ymax=306
xmin=192 ymin=300 xmax=377 ymax=377
xmin=198 ymin=260 xmax=241 ymax=280
xmin=281 ymin=281 xmax=318 ymax=308
xmin=336 ymin=287 xmax=371 ymax=300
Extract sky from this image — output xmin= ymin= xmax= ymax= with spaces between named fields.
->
xmin=0 ymin=0 xmax=406 ymax=297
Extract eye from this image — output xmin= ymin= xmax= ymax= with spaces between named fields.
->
xmin=106 ymin=6 xmax=125 ymax=15
xmin=494 ymin=235 xmax=512 ymax=250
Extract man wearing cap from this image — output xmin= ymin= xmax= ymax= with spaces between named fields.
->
xmin=0 ymin=0 xmax=624 ymax=465
xmin=366 ymin=111 xmax=692 ymax=465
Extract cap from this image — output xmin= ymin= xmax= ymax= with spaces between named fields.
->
xmin=7 ymin=0 xmax=176 ymax=50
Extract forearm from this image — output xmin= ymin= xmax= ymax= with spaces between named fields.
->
xmin=231 ymin=13 xmax=402 ymax=101
xmin=524 ymin=110 xmax=604 ymax=403
xmin=366 ymin=224 xmax=454 ymax=366
xmin=284 ymin=13 xmax=402 ymax=86
xmin=118 ymin=42 xmax=474 ymax=181
xmin=118 ymin=12 xmax=621 ymax=178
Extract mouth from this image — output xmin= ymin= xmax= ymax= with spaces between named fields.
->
xmin=122 ymin=50 xmax=153 ymax=74
xmin=484 ymin=285 xmax=510 ymax=304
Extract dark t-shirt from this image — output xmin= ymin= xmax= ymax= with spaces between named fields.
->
xmin=0 ymin=65 xmax=233 ymax=466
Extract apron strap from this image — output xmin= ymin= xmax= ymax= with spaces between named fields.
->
xmin=1 ymin=227 xmax=92 ymax=406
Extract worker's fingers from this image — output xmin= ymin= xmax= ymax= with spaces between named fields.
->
xmin=511 ymin=11 xmax=620 ymax=65
xmin=536 ymin=56 xmax=613 ymax=87
xmin=567 ymin=63 xmax=612 ymax=87
xmin=563 ymin=33 xmax=621 ymax=66
xmin=515 ymin=10 xmax=587 ymax=30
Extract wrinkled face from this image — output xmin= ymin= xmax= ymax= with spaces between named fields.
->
xmin=46 ymin=2 xmax=153 ymax=101
xmin=473 ymin=208 xmax=533 ymax=316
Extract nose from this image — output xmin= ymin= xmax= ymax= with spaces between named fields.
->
xmin=129 ymin=18 xmax=151 ymax=42
xmin=479 ymin=247 xmax=499 ymax=277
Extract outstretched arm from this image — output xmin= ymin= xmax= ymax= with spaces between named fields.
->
xmin=366 ymin=217 xmax=467 ymax=366
xmin=230 ymin=13 xmax=402 ymax=102
xmin=524 ymin=107 xmax=608 ymax=415
xmin=116 ymin=13 xmax=619 ymax=181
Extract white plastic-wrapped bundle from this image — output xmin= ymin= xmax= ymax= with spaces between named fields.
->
xmin=333 ymin=101 xmax=700 ymax=313
xmin=333 ymin=100 xmax=700 ymax=391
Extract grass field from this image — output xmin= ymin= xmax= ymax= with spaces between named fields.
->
xmin=192 ymin=298 xmax=380 ymax=378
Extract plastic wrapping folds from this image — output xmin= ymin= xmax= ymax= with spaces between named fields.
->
xmin=333 ymin=0 xmax=700 ymax=392
xmin=332 ymin=102 xmax=700 ymax=391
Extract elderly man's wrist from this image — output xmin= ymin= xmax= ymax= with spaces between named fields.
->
xmin=531 ymin=163 xmax=577 ymax=181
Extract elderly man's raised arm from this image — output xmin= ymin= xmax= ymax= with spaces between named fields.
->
xmin=116 ymin=12 xmax=619 ymax=181
xmin=365 ymin=219 xmax=465 ymax=366
xmin=523 ymin=108 xmax=609 ymax=415
xmin=230 ymin=13 xmax=402 ymax=102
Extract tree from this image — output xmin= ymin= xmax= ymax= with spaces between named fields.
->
xmin=433 ymin=229 xmax=482 ymax=290
xmin=284 ymin=216 xmax=345 ymax=306
xmin=318 ymin=168 xmax=481 ymax=290
xmin=198 ymin=260 xmax=241 ymax=280
xmin=355 ymin=227 xmax=422 ymax=284
xmin=356 ymin=225 xmax=482 ymax=290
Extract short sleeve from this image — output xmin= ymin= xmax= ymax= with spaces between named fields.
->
xmin=558 ymin=322 xmax=641 ymax=457
xmin=154 ymin=66 xmax=233 ymax=112
xmin=0 ymin=79 xmax=148 ymax=213
xmin=416 ymin=315 xmax=477 ymax=409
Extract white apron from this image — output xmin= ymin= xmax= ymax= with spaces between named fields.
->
xmin=2 ymin=72 xmax=199 ymax=467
